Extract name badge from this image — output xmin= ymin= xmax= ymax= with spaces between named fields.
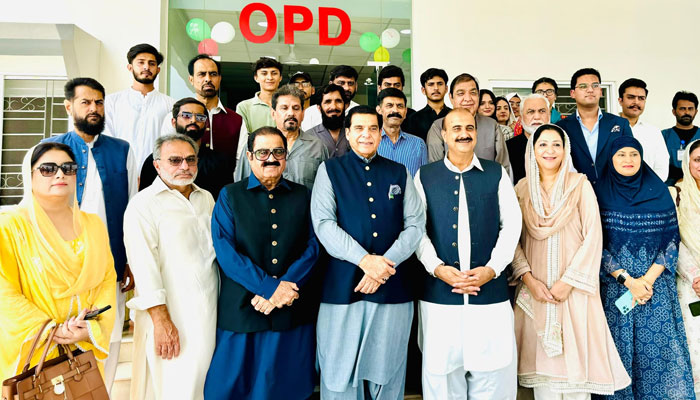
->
xmin=678 ymin=150 xmax=685 ymax=162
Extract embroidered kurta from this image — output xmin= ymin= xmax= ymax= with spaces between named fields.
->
xmin=512 ymin=177 xmax=630 ymax=395
xmin=124 ymin=177 xmax=218 ymax=400
xmin=104 ymin=87 xmax=175 ymax=165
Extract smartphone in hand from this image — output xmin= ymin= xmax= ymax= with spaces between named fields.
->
xmin=615 ymin=290 xmax=636 ymax=315
xmin=85 ymin=305 xmax=112 ymax=320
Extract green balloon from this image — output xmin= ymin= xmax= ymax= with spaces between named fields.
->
xmin=402 ymin=48 xmax=411 ymax=63
xmin=359 ymin=32 xmax=381 ymax=53
xmin=186 ymin=18 xmax=211 ymax=41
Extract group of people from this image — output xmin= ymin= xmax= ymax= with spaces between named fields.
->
xmin=1 ymin=42 xmax=700 ymax=400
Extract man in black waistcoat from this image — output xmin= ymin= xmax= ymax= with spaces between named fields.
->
xmin=203 ymin=126 xmax=320 ymax=400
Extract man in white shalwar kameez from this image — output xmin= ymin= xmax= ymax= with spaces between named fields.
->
xmin=124 ymin=134 xmax=218 ymax=400
xmin=104 ymin=43 xmax=175 ymax=165
xmin=414 ymin=109 xmax=522 ymax=400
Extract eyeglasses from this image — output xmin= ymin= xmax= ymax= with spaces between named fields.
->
xmin=535 ymin=89 xmax=556 ymax=96
xmin=253 ymin=148 xmax=287 ymax=161
xmin=178 ymin=111 xmax=208 ymax=122
xmin=292 ymin=81 xmax=312 ymax=88
xmin=156 ymin=156 xmax=198 ymax=166
xmin=34 ymin=162 xmax=78 ymax=177
xmin=575 ymin=83 xmax=601 ymax=90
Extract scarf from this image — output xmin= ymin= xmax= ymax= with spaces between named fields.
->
xmin=677 ymin=140 xmax=700 ymax=264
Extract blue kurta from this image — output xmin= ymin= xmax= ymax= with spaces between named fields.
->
xmin=204 ymin=178 xmax=319 ymax=400
xmin=597 ymin=209 xmax=695 ymax=400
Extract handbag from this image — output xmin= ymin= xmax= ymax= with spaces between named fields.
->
xmin=2 ymin=320 xmax=109 ymax=400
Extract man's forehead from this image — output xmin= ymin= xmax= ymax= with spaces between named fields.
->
xmin=524 ymin=98 xmax=547 ymax=110
xmin=74 ymin=85 xmax=104 ymax=100
xmin=179 ymin=103 xmax=206 ymax=113
xmin=381 ymin=96 xmax=405 ymax=105
xmin=194 ymin=59 xmax=217 ymax=73
xmin=133 ymin=53 xmax=157 ymax=62
xmin=323 ymin=91 xmax=343 ymax=101
xmin=162 ymin=140 xmax=196 ymax=155
xmin=445 ymin=111 xmax=474 ymax=127
xmin=577 ymin=74 xmax=599 ymax=83
xmin=257 ymin=67 xmax=280 ymax=74
xmin=334 ymin=76 xmax=355 ymax=83
xmin=253 ymin=134 xmax=284 ymax=148
xmin=276 ymin=95 xmax=301 ymax=107
xmin=350 ymin=113 xmax=378 ymax=126
xmin=453 ymin=81 xmax=477 ymax=91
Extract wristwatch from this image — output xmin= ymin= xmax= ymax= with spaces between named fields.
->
xmin=616 ymin=270 xmax=630 ymax=285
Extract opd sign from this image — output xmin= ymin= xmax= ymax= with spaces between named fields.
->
xmin=239 ymin=3 xmax=351 ymax=46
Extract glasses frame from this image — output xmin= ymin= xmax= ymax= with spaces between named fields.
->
xmin=178 ymin=111 xmax=208 ymax=122
xmin=33 ymin=162 xmax=79 ymax=177
xmin=253 ymin=147 xmax=287 ymax=161
xmin=156 ymin=156 xmax=198 ymax=167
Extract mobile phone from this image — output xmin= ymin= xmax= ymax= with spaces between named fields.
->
xmin=615 ymin=290 xmax=636 ymax=315
xmin=689 ymin=301 xmax=700 ymax=317
xmin=85 ymin=305 xmax=112 ymax=320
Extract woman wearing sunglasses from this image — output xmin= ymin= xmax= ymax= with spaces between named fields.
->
xmin=0 ymin=142 xmax=116 ymax=380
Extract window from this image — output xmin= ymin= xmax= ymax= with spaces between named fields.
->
xmin=1 ymin=77 xmax=67 ymax=206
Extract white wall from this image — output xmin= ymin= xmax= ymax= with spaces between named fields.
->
xmin=411 ymin=0 xmax=700 ymax=129
xmin=1 ymin=0 xmax=165 ymax=95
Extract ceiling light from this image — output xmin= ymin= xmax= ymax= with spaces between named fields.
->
xmin=309 ymin=58 xmax=320 ymax=65
xmin=258 ymin=21 xmax=268 ymax=27
xmin=400 ymin=29 xmax=411 ymax=35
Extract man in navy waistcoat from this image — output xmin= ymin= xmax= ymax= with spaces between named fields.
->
xmin=415 ymin=109 xmax=522 ymax=399
xmin=311 ymin=106 xmax=425 ymax=399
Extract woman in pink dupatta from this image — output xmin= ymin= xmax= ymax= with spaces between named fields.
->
xmin=511 ymin=124 xmax=630 ymax=399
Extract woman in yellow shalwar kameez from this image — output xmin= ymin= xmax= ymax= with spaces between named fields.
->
xmin=0 ymin=142 xmax=116 ymax=381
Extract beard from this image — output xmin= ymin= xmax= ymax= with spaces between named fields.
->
xmin=159 ymin=168 xmax=197 ymax=187
xmin=132 ymin=69 xmax=156 ymax=84
xmin=283 ymin=118 xmax=299 ymax=132
xmin=522 ymin=122 xmax=543 ymax=135
xmin=74 ymin=113 xmax=105 ymax=136
xmin=321 ymin=110 xmax=344 ymax=130
xmin=677 ymin=115 xmax=694 ymax=127
xmin=176 ymin=123 xmax=205 ymax=142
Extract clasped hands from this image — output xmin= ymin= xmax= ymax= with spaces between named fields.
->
xmin=251 ymin=281 xmax=299 ymax=315
xmin=521 ymin=272 xmax=573 ymax=304
xmin=692 ymin=277 xmax=700 ymax=298
xmin=435 ymin=265 xmax=496 ymax=295
xmin=354 ymin=254 xmax=396 ymax=294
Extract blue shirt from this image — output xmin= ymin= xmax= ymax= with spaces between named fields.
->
xmin=377 ymin=129 xmax=428 ymax=176
xmin=576 ymin=109 xmax=603 ymax=162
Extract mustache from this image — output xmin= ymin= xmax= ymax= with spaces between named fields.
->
xmin=263 ymin=161 xmax=281 ymax=167
xmin=455 ymin=137 xmax=473 ymax=143
xmin=387 ymin=113 xmax=402 ymax=119
xmin=284 ymin=117 xmax=298 ymax=123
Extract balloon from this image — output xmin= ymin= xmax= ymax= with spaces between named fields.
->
xmin=359 ymin=32 xmax=381 ymax=53
xmin=381 ymin=28 xmax=400 ymax=49
xmin=402 ymin=48 xmax=411 ymax=63
xmin=186 ymin=18 xmax=211 ymax=41
xmin=211 ymin=22 xmax=235 ymax=44
xmin=198 ymin=39 xmax=219 ymax=56
xmin=373 ymin=46 xmax=390 ymax=62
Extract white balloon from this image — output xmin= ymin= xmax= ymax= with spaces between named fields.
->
xmin=381 ymin=28 xmax=400 ymax=49
xmin=211 ymin=22 xmax=235 ymax=44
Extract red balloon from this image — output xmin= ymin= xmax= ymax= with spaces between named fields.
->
xmin=198 ymin=39 xmax=219 ymax=56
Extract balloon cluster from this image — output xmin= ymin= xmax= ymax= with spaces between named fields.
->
xmin=359 ymin=28 xmax=410 ymax=63
xmin=186 ymin=19 xmax=236 ymax=56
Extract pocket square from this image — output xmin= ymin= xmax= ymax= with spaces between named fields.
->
xmin=611 ymin=125 xmax=620 ymax=133
xmin=388 ymin=184 xmax=401 ymax=199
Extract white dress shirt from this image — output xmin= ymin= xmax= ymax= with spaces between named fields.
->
xmin=79 ymin=134 xmax=139 ymax=224
xmin=630 ymin=119 xmax=669 ymax=181
xmin=105 ymin=87 xmax=175 ymax=165
xmin=124 ymin=177 xmax=218 ymax=400
xmin=301 ymin=100 xmax=358 ymax=132
xmin=414 ymin=155 xmax=521 ymax=374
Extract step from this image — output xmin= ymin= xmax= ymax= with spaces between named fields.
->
xmin=118 ymin=334 xmax=133 ymax=363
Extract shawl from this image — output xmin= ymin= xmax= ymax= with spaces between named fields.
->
xmin=516 ymin=124 xmax=584 ymax=357
xmin=677 ymin=139 xmax=700 ymax=264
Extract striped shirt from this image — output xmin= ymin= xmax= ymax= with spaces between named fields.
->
xmin=378 ymin=129 xmax=428 ymax=177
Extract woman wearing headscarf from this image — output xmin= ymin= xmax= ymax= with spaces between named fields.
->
xmin=670 ymin=139 xmax=700 ymax=397
xmin=0 ymin=142 xmax=116 ymax=380
xmin=597 ymin=136 xmax=695 ymax=399
xmin=512 ymin=125 xmax=630 ymax=399
xmin=495 ymin=96 xmax=516 ymax=141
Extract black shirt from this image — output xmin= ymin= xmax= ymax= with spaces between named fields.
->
xmin=139 ymin=145 xmax=235 ymax=199
xmin=403 ymin=104 xmax=451 ymax=142
xmin=507 ymin=134 xmax=528 ymax=184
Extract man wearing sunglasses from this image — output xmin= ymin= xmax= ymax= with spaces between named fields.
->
xmin=235 ymin=85 xmax=329 ymax=189
xmin=555 ymin=68 xmax=633 ymax=186
xmin=139 ymin=98 xmax=235 ymax=199
xmin=204 ymin=126 xmax=320 ymax=399
xmin=44 ymin=77 xmax=139 ymax=394
xmin=124 ymin=133 xmax=219 ymax=400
